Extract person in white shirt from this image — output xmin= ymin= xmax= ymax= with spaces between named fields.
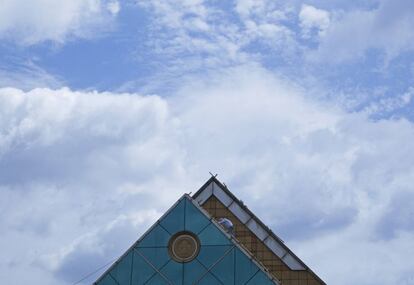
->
xmin=217 ymin=217 xmax=234 ymax=236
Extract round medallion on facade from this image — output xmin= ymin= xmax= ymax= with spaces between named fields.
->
xmin=168 ymin=231 xmax=200 ymax=263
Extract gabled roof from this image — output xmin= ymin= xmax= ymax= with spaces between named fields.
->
xmin=94 ymin=194 xmax=280 ymax=285
xmin=192 ymin=176 xmax=326 ymax=285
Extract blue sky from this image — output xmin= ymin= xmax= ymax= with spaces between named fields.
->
xmin=1 ymin=1 xmax=414 ymax=285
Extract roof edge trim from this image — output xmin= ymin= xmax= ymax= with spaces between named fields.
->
xmin=192 ymin=176 xmax=326 ymax=284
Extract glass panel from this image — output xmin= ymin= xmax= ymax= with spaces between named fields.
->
xmin=245 ymin=269 xmax=276 ymax=285
xmin=213 ymin=184 xmax=233 ymax=206
xmin=145 ymin=273 xmax=170 ymax=285
xmin=184 ymin=198 xmax=210 ymax=234
xmin=197 ymin=223 xmax=232 ymax=246
xmin=197 ymin=245 xmax=233 ymax=269
xmin=159 ymin=198 xmax=185 ymax=235
xmin=197 ymin=271 xmax=223 ymax=285
xmin=234 ymin=247 xmax=260 ymax=285
xmin=160 ymin=259 xmax=183 ymax=284
xmin=96 ymin=274 xmax=117 ymax=285
xmin=136 ymin=224 xmax=170 ymax=248
xmin=136 ymin=247 xmax=170 ymax=269
xmin=108 ymin=251 xmax=133 ymax=285
xmin=211 ymin=247 xmax=235 ymax=285
xmin=183 ymin=259 xmax=206 ymax=285
xmin=131 ymin=250 xmax=156 ymax=284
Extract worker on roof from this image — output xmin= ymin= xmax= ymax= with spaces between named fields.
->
xmin=217 ymin=217 xmax=234 ymax=236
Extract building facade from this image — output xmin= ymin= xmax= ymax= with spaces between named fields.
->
xmin=94 ymin=177 xmax=325 ymax=285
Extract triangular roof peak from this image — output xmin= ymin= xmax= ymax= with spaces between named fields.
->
xmin=193 ymin=176 xmax=284 ymax=240
xmin=192 ymin=176 xmax=326 ymax=285
xmin=94 ymin=194 xmax=280 ymax=285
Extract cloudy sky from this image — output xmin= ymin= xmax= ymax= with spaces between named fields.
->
xmin=1 ymin=0 xmax=414 ymax=284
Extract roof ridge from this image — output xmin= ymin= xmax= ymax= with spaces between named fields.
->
xmin=194 ymin=176 xmax=285 ymax=242
xmin=192 ymin=176 xmax=326 ymax=285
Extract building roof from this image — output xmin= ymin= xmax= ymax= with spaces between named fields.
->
xmin=94 ymin=194 xmax=280 ymax=285
xmin=192 ymin=176 xmax=326 ymax=285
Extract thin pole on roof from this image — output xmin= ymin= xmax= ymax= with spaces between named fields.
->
xmin=209 ymin=172 xmax=218 ymax=177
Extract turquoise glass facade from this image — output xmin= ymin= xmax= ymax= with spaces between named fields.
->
xmin=95 ymin=196 xmax=277 ymax=285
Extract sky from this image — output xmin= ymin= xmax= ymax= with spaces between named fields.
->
xmin=1 ymin=0 xmax=414 ymax=284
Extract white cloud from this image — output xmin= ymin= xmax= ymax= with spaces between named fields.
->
xmin=0 ymin=86 xmax=189 ymax=285
xmin=106 ymin=1 xmax=120 ymax=15
xmin=137 ymin=0 xmax=296 ymax=69
xmin=1 ymin=65 xmax=414 ymax=285
xmin=0 ymin=0 xmax=120 ymax=45
xmin=310 ymin=0 xmax=414 ymax=62
xmin=363 ymin=87 xmax=414 ymax=116
xmin=299 ymin=4 xmax=330 ymax=38
xmin=0 ymin=59 xmax=62 ymax=90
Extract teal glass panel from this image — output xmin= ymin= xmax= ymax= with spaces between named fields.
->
xmin=183 ymin=259 xmax=206 ymax=285
xmin=197 ymin=271 xmax=223 ymax=285
xmin=159 ymin=198 xmax=185 ymax=234
xmin=197 ymin=245 xmax=233 ymax=269
xmin=234 ymin=247 xmax=260 ymax=285
xmin=135 ymin=247 xmax=170 ymax=269
xmin=145 ymin=272 xmax=171 ymax=285
xmin=246 ymin=270 xmax=276 ymax=285
xmin=211 ymin=247 xmax=235 ymax=285
xmin=160 ymin=259 xmax=183 ymax=284
xmin=131 ymin=249 xmax=156 ymax=284
xmin=197 ymin=222 xmax=232 ymax=246
xmin=136 ymin=224 xmax=170 ymax=248
xmin=107 ymin=251 xmax=133 ymax=285
xmin=96 ymin=273 xmax=117 ymax=285
xmin=184 ymin=198 xmax=210 ymax=234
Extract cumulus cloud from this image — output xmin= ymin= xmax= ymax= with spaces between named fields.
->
xmin=106 ymin=1 xmax=120 ymax=15
xmin=1 ymin=65 xmax=414 ymax=285
xmin=299 ymin=4 xmax=330 ymax=38
xmin=0 ymin=86 xmax=189 ymax=285
xmin=310 ymin=0 xmax=414 ymax=62
xmin=0 ymin=0 xmax=120 ymax=44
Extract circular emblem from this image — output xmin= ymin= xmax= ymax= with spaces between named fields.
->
xmin=168 ymin=231 xmax=200 ymax=263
